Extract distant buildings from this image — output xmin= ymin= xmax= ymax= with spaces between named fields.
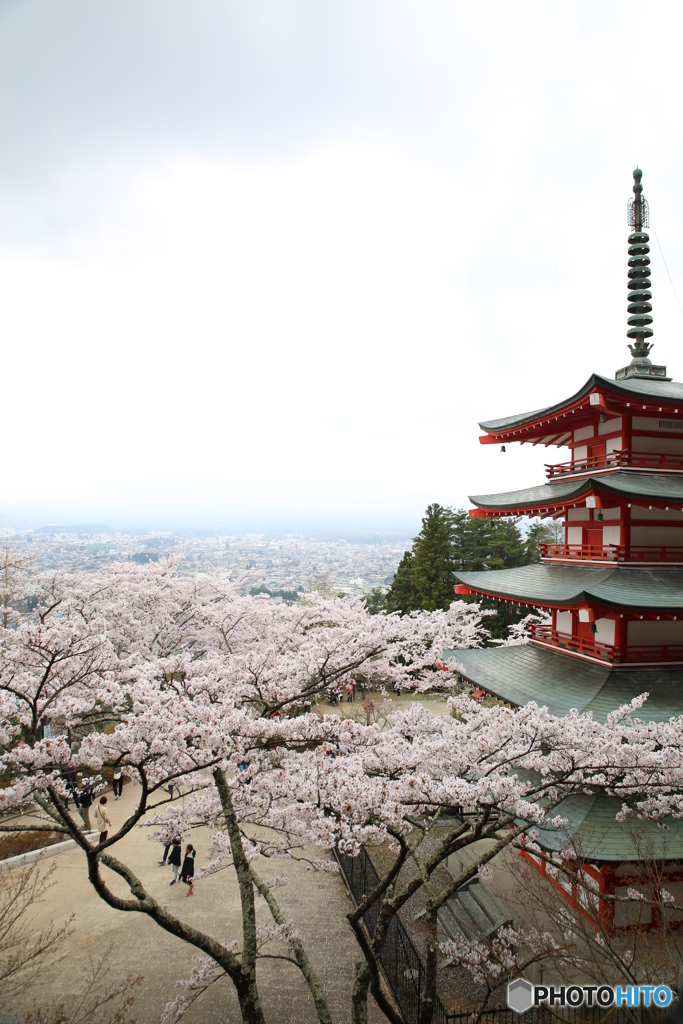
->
xmin=4 ymin=527 xmax=408 ymax=598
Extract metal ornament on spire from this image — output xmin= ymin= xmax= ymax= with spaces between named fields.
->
xmin=616 ymin=167 xmax=669 ymax=380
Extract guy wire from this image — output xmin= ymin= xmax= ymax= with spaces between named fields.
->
xmin=651 ymin=221 xmax=683 ymax=321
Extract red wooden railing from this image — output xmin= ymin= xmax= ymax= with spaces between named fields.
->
xmin=540 ymin=543 xmax=621 ymax=561
xmin=545 ymin=449 xmax=683 ymax=480
xmin=528 ymin=624 xmax=683 ymax=664
xmin=529 ymin=624 xmax=615 ymax=662
xmin=540 ymin=543 xmax=683 ymax=563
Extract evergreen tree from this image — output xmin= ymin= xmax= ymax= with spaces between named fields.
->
xmin=386 ymin=505 xmax=456 ymax=614
xmin=381 ymin=505 xmax=547 ymax=638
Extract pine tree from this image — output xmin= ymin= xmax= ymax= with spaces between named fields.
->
xmin=382 ymin=505 xmax=539 ymax=637
xmin=386 ymin=505 xmax=456 ymax=614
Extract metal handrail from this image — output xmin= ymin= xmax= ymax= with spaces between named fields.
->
xmin=335 ymin=844 xmax=452 ymax=1024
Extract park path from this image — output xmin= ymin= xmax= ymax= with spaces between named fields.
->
xmin=8 ymin=695 xmax=453 ymax=1023
xmin=8 ymin=781 xmax=388 ymax=1024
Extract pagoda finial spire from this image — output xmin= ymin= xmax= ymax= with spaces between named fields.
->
xmin=627 ymin=167 xmax=653 ymax=358
xmin=616 ymin=168 xmax=669 ymax=380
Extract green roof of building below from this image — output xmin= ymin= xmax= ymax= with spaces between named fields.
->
xmin=443 ymin=645 xmax=683 ymax=862
xmin=478 ymin=372 xmax=683 ymax=433
xmin=531 ymin=792 xmax=683 ymax=862
xmin=470 ymin=471 xmax=683 ymax=511
xmin=443 ymin=643 xmax=683 ymax=720
xmin=454 ymin=563 xmax=683 ymax=610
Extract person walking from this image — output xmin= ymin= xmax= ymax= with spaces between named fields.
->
xmin=78 ymin=784 xmax=93 ymax=831
xmin=64 ymin=772 xmax=80 ymax=812
xmin=112 ymin=769 xmax=123 ymax=799
xmin=95 ymin=796 xmax=112 ymax=845
xmin=181 ymin=843 xmax=195 ymax=896
xmin=168 ymin=839 xmax=182 ymax=884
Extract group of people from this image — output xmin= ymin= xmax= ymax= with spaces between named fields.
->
xmin=64 ymin=775 xmax=95 ymax=830
xmin=64 ymin=768 xmax=124 ymax=832
xmin=329 ymin=682 xmax=356 ymax=705
xmin=159 ymin=839 xmax=196 ymax=895
xmin=64 ymin=767 xmax=196 ymax=890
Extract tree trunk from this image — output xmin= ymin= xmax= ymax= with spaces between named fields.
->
xmin=351 ymin=960 xmax=372 ymax=1024
xmin=91 ymin=848 xmax=266 ymax=1024
xmin=235 ymin=977 xmax=267 ymax=1024
xmin=212 ymin=769 xmax=262 ymax=982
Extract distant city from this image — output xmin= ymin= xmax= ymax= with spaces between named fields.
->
xmin=3 ymin=527 xmax=413 ymax=598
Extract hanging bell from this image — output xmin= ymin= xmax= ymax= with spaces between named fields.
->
xmin=500 ymin=445 xmax=506 ymax=453
xmin=590 ymin=622 xmax=598 ymax=634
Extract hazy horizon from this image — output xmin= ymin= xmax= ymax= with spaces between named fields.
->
xmin=0 ymin=510 xmax=421 ymax=542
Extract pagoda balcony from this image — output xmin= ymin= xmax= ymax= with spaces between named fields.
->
xmin=528 ymin=623 xmax=683 ymax=665
xmin=545 ymin=449 xmax=683 ymax=481
xmin=540 ymin=543 xmax=683 ymax=565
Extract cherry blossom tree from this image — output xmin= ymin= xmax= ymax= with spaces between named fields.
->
xmin=0 ymin=563 xmax=486 ymax=1023
xmin=265 ymin=692 xmax=683 ymax=1024
xmin=2 ymin=563 xmax=683 ymax=1024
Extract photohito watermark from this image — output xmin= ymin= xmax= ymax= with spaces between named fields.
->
xmin=507 ymin=980 xmax=674 ymax=1014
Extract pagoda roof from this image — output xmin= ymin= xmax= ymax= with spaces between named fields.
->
xmin=531 ymin=791 xmax=683 ymax=862
xmin=442 ymin=644 xmax=683 ymax=861
xmin=453 ymin=563 xmax=683 ymax=610
xmin=442 ymin=643 xmax=683 ymax=720
xmin=470 ymin=470 xmax=683 ymax=514
xmin=478 ymin=372 xmax=683 ymax=444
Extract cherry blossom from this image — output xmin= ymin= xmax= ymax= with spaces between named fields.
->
xmin=2 ymin=562 xmax=683 ymax=1024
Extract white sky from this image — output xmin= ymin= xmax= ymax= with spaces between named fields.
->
xmin=2 ymin=1 xmax=683 ymax=531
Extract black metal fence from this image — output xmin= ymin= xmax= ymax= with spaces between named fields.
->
xmin=335 ymin=846 xmax=662 ymax=1024
xmin=335 ymin=844 xmax=452 ymax=1024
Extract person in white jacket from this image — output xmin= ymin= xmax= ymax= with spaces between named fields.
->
xmin=95 ymin=796 xmax=112 ymax=845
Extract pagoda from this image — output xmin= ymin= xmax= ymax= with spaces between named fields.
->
xmin=444 ymin=169 xmax=683 ymax=930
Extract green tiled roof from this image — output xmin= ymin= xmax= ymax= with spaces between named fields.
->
xmin=479 ymin=373 xmax=683 ymax=433
xmin=532 ymin=792 xmax=683 ymax=862
xmin=443 ymin=645 xmax=683 ymax=862
xmin=443 ymin=643 xmax=683 ymax=721
xmin=454 ymin=563 xmax=683 ymax=610
xmin=470 ymin=471 xmax=683 ymax=511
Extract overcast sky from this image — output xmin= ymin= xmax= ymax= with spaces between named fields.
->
xmin=2 ymin=0 xmax=683 ymax=532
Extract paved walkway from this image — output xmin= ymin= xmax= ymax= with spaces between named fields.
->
xmin=330 ymin=691 xmax=453 ymax=724
xmin=7 ymin=696 xmax=453 ymax=1023
xmin=8 ymin=781 xmax=388 ymax=1024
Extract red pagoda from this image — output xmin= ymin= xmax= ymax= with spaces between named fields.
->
xmin=444 ymin=168 xmax=683 ymax=930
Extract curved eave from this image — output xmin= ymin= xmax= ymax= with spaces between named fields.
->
xmin=469 ymin=471 xmax=683 ymax=516
xmin=443 ymin=643 xmax=683 ymax=721
xmin=453 ymin=564 xmax=683 ymax=612
xmin=443 ymin=645 xmax=683 ymax=861
xmin=531 ymin=792 xmax=683 ymax=862
xmin=478 ymin=373 xmax=683 ymax=446
xmin=454 ymin=581 xmax=683 ymax=613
